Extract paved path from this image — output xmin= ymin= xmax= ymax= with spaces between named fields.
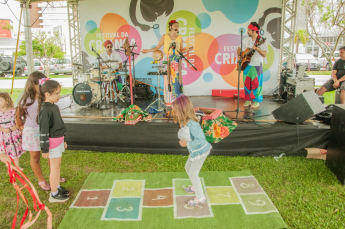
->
xmin=0 ymin=78 xmax=73 ymax=89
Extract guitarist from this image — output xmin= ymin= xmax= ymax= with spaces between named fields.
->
xmin=237 ymin=22 xmax=267 ymax=109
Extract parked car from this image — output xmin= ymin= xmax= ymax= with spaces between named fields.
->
xmin=0 ymin=56 xmax=26 ymax=77
xmin=24 ymin=59 xmax=44 ymax=76
xmin=54 ymin=58 xmax=72 ymax=75
xmin=43 ymin=58 xmax=57 ymax=74
xmin=317 ymin=51 xmax=340 ymax=70
xmin=295 ymin=53 xmax=321 ymax=71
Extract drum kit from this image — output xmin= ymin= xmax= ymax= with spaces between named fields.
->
xmin=72 ymin=59 xmax=131 ymax=108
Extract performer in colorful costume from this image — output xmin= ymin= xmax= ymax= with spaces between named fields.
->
xmin=237 ymin=22 xmax=268 ymax=109
xmin=142 ymin=20 xmax=193 ymax=105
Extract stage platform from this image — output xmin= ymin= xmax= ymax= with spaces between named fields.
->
xmin=57 ymin=95 xmax=329 ymax=156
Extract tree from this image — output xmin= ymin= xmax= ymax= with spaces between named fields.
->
xmin=295 ymin=28 xmax=309 ymax=53
xmin=301 ymin=0 xmax=345 ymax=69
xmin=18 ymin=30 xmax=65 ymax=75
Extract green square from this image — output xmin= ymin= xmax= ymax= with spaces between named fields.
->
xmin=112 ymin=180 xmax=144 ymax=197
xmin=206 ymin=187 xmax=240 ymax=204
xmin=240 ymin=194 xmax=277 ymax=214
xmin=173 ymin=179 xmax=195 ymax=196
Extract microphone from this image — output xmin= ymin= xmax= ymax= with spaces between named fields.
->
xmin=91 ymin=46 xmax=95 ymax=52
xmin=168 ymin=42 xmax=176 ymax=51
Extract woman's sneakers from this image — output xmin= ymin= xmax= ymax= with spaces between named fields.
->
xmin=188 ymin=197 xmax=207 ymax=206
xmin=49 ymin=187 xmax=70 ymax=203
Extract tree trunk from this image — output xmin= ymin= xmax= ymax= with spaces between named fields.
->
xmin=296 ymin=39 xmax=299 ymax=54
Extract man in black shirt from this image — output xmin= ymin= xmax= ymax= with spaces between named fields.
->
xmin=316 ymin=46 xmax=345 ymax=104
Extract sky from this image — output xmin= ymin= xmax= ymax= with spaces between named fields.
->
xmin=0 ymin=0 xmax=26 ymax=34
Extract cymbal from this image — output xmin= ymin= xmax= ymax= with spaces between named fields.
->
xmin=101 ymin=60 xmax=119 ymax=63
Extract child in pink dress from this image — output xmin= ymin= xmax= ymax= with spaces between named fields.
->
xmin=0 ymin=92 xmax=24 ymax=169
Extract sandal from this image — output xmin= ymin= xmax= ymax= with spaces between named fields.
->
xmin=185 ymin=186 xmax=195 ymax=193
xmin=38 ymin=181 xmax=51 ymax=191
xmin=60 ymin=177 xmax=66 ymax=183
xmin=188 ymin=197 xmax=207 ymax=207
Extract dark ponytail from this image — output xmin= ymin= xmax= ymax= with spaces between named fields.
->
xmin=36 ymin=79 xmax=61 ymax=124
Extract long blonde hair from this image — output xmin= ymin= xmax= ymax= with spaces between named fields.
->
xmin=172 ymin=95 xmax=198 ymax=126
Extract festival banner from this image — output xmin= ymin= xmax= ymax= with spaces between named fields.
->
xmin=80 ymin=0 xmax=282 ymax=96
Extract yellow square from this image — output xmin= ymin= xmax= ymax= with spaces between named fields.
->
xmin=112 ymin=180 xmax=144 ymax=197
xmin=206 ymin=186 xmax=240 ymax=204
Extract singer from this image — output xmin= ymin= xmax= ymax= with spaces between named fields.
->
xmin=142 ymin=20 xmax=193 ymax=105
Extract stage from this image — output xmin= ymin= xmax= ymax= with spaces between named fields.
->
xmin=57 ymin=95 xmax=330 ymax=156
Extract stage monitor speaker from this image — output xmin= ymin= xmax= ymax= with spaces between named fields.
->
xmin=326 ymin=104 xmax=345 ymax=185
xmin=272 ymin=91 xmax=325 ymax=124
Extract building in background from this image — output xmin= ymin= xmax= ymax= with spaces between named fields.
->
xmin=29 ymin=2 xmax=70 ymax=57
xmin=0 ymin=19 xmax=24 ymax=56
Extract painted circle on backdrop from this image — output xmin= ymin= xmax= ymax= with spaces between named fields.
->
xmin=208 ymin=33 xmax=243 ymax=87
xmin=100 ymin=13 xmax=128 ymax=41
xmin=203 ymin=73 xmax=213 ymax=82
xmin=182 ymin=54 xmax=203 ymax=85
xmin=85 ymin=20 xmax=97 ymax=33
xmin=84 ymin=28 xmax=104 ymax=57
xmin=201 ymin=0 xmax=259 ymax=24
xmin=263 ymin=44 xmax=274 ymax=72
xmin=115 ymin=25 xmax=142 ymax=61
xmin=262 ymin=68 xmax=271 ymax=82
xmin=185 ymin=32 xmax=215 ymax=71
xmin=167 ymin=11 xmax=202 ymax=36
xmin=196 ymin=13 xmax=211 ymax=29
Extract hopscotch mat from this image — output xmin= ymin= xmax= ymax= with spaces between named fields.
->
xmin=58 ymin=171 xmax=287 ymax=229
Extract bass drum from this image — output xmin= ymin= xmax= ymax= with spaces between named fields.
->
xmin=72 ymin=82 xmax=100 ymax=106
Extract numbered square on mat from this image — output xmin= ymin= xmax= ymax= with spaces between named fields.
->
xmin=73 ymin=190 xmax=111 ymax=207
xmin=206 ymin=187 xmax=240 ymax=204
xmin=174 ymin=179 xmax=195 ymax=196
xmin=175 ymin=196 xmax=212 ymax=218
xmin=143 ymin=189 xmax=173 ymax=207
xmin=240 ymin=194 xmax=277 ymax=214
xmin=112 ymin=180 xmax=144 ymax=198
xmin=230 ymin=177 xmax=264 ymax=194
xmin=104 ymin=198 xmax=141 ymax=220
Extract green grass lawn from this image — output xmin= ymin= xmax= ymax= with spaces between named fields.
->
xmin=0 ymin=88 xmax=73 ymax=103
xmin=307 ymin=71 xmax=332 ymax=75
xmin=0 ymin=152 xmax=344 ymax=229
xmin=0 ymin=75 xmax=72 ymax=80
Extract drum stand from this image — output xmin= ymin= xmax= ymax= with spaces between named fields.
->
xmin=145 ymin=63 xmax=166 ymax=112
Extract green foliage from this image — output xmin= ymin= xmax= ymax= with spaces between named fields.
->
xmin=0 ymin=20 xmax=13 ymax=31
xmin=295 ymin=28 xmax=309 ymax=46
xmin=17 ymin=30 xmax=65 ymax=75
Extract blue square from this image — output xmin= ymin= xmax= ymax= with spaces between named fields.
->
xmin=104 ymin=198 xmax=141 ymax=220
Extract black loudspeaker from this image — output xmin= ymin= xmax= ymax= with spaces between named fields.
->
xmin=272 ymin=91 xmax=325 ymax=124
xmin=326 ymin=104 xmax=345 ymax=185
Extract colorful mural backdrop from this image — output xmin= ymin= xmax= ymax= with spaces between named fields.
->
xmin=80 ymin=0 xmax=281 ymax=96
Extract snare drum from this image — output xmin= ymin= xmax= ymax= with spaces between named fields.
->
xmin=90 ymin=68 xmax=100 ymax=79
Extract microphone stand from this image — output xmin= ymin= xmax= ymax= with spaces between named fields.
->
xmin=91 ymin=48 xmax=111 ymax=109
xmin=223 ymin=29 xmax=252 ymax=119
xmin=175 ymin=49 xmax=197 ymax=93
xmin=130 ymin=42 xmax=140 ymax=102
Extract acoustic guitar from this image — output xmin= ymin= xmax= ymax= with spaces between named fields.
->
xmin=237 ymin=37 xmax=266 ymax=71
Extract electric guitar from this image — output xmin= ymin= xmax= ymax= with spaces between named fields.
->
xmin=237 ymin=37 xmax=266 ymax=71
